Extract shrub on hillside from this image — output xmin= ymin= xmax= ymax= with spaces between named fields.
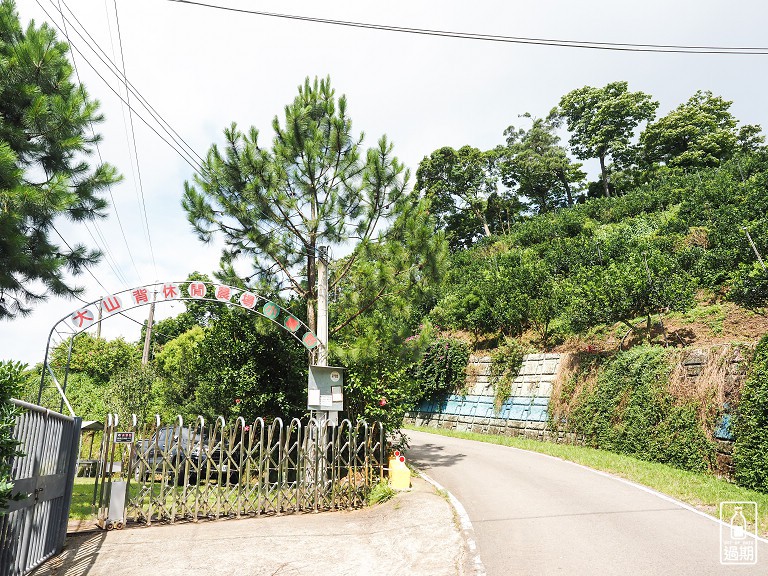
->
xmin=733 ymin=335 xmax=768 ymax=492
xmin=0 ymin=361 xmax=24 ymax=513
xmin=413 ymin=337 xmax=470 ymax=400
xmin=566 ymin=346 xmax=715 ymax=472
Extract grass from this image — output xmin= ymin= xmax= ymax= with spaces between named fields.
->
xmin=405 ymin=424 xmax=768 ymax=538
xmin=70 ymin=477 xmax=98 ymax=520
xmin=367 ymin=480 xmax=396 ymax=505
xmin=668 ymin=303 xmax=726 ymax=335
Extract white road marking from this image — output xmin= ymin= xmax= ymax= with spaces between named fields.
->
xmin=418 ymin=471 xmax=487 ymax=576
xmin=501 ymin=441 xmax=768 ymax=545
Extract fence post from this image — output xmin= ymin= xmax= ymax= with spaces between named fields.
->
xmin=57 ymin=416 xmax=82 ymax=550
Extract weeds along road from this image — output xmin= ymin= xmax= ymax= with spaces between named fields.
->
xmin=406 ymin=429 xmax=768 ymax=576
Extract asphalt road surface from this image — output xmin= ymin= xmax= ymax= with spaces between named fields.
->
xmin=406 ymin=429 xmax=768 ymax=576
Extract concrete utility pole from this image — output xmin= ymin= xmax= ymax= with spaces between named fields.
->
xmin=317 ymin=246 xmax=329 ymax=367
xmin=96 ymin=300 xmax=102 ymax=339
xmin=141 ymin=292 xmax=156 ymax=366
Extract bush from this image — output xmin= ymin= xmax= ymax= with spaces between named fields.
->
xmin=733 ymin=335 xmax=768 ymax=491
xmin=566 ymin=346 xmax=715 ymax=472
xmin=0 ymin=361 xmax=25 ymax=512
xmin=490 ymin=338 xmax=526 ymax=411
xmin=413 ymin=337 xmax=470 ymax=400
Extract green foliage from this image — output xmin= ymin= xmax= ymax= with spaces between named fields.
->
xmin=415 ymin=145 xmax=512 ymax=248
xmin=490 ymin=338 xmax=525 ymax=411
xmin=568 ymin=246 xmax=695 ymax=338
xmin=729 ymin=262 xmax=768 ymax=310
xmin=106 ymin=365 xmax=156 ymax=424
xmin=413 ymin=338 xmax=470 ymax=400
xmin=499 ymin=113 xmax=586 ymax=212
xmin=558 ymin=81 xmax=658 ymax=197
xmin=183 ymin=76 xmax=411 ymax=330
xmin=330 ymin=203 xmax=447 ymax=437
xmin=733 ymin=336 xmax=768 ymax=492
xmin=50 ymin=334 xmax=139 ymax=384
xmin=342 ymin=356 xmax=419 ymax=448
xmin=0 ymin=1 xmax=120 ymax=318
xmin=566 ymin=347 xmax=715 ymax=472
xmin=641 ymin=90 xmax=763 ymax=169
xmin=367 ymin=480 xmax=396 ymax=505
xmin=0 ymin=360 xmax=24 ymax=512
xmin=182 ymin=308 xmax=307 ymax=422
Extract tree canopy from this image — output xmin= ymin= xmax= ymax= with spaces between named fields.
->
xmin=640 ymin=90 xmax=764 ymax=169
xmin=183 ymin=76 xmax=414 ymax=331
xmin=414 ymin=146 xmax=503 ymax=248
xmin=0 ymin=0 xmax=119 ymax=319
xmin=559 ymin=81 xmax=657 ymax=198
xmin=499 ymin=113 xmax=586 ymax=212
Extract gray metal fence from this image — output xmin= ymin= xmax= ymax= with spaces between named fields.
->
xmin=95 ymin=415 xmax=385 ymax=526
xmin=0 ymin=400 xmax=81 ymax=576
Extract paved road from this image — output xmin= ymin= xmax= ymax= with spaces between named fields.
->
xmin=406 ymin=429 xmax=768 ymax=576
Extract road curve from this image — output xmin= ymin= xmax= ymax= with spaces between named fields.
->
xmin=405 ymin=429 xmax=768 ymax=576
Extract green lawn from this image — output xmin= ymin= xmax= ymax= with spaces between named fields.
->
xmin=405 ymin=425 xmax=768 ymax=538
xmin=70 ymin=477 xmax=98 ymax=520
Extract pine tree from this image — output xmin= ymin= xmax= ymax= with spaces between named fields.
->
xmin=183 ymin=76 xmax=419 ymax=331
xmin=0 ymin=0 xmax=119 ymax=319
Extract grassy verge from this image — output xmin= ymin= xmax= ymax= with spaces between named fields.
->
xmin=405 ymin=424 xmax=768 ymax=538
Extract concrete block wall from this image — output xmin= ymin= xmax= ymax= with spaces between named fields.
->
xmin=406 ymin=346 xmax=749 ymax=479
xmin=466 ymin=353 xmax=561 ymax=397
xmin=406 ymin=353 xmax=563 ymax=435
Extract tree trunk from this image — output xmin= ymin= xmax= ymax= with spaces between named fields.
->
xmin=560 ymin=171 xmax=574 ymax=207
xmin=599 ymin=154 xmax=611 ymax=198
xmin=646 ymin=313 xmax=653 ymax=343
xmin=479 ymin=212 xmax=491 ymax=237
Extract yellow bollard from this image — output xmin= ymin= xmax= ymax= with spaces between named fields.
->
xmin=389 ymin=453 xmax=411 ymax=490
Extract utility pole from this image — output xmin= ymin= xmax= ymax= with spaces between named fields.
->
xmin=743 ymin=227 xmax=768 ymax=273
xmin=317 ymin=246 xmax=329 ymax=367
xmin=141 ymin=291 xmax=156 ymax=366
xmin=96 ymin=299 xmax=103 ymax=339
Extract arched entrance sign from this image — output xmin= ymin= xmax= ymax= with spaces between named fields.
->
xmin=38 ymin=280 xmax=322 ymax=414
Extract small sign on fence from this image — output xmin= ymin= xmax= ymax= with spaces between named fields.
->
xmin=114 ymin=431 xmax=135 ymax=444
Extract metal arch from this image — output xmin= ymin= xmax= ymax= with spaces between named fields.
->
xmin=38 ymin=280 xmax=324 ymax=410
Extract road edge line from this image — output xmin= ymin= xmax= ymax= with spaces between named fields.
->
xmin=501 ymin=442 xmax=768 ymax=545
xmin=417 ymin=470 xmax=487 ymax=576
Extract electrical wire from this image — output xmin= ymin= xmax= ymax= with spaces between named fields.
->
xmin=35 ymin=0 xmax=205 ymax=175
xmin=166 ymin=0 xmax=768 ymax=55
xmin=51 ymin=224 xmax=112 ymax=294
xmin=57 ymin=0 xmax=206 ymax=169
xmin=112 ymin=0 xmax=158 ymax=279
xmin=53 ymin=0 xmax=142 ymax=286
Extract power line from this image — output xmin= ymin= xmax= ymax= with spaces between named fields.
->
xmin=51 ymin=223 xmax=112 ymax=294
xmin=57 ymin=0 xmax=206 ymax=169
xmin=166 ymin=0 xmax=768 ymax=55
xmin=112 ymin=0 xmax=158 ymax=279
xmin=35 ymin=0 xmax=206 ymax=176
xmin=53 ymin=0 xmax=143 ymax=286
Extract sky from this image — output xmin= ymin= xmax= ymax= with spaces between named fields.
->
xmin=6 ymin=0 xmax=768 ymax=366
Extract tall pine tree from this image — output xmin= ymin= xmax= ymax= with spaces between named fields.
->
xmin=0 ymin=0 xmax=119 ymax=319
xmin=183 ymin=76 xmax=433 ymax=331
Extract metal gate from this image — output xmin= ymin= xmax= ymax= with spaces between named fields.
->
xmin=0 ymin=400 xmax=81 ymax=576
xmin=95 ymin=415 xmax=385 ymax=526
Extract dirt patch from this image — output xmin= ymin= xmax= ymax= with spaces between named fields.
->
xmin=551 ymin=301 xmax=768 ymax=354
